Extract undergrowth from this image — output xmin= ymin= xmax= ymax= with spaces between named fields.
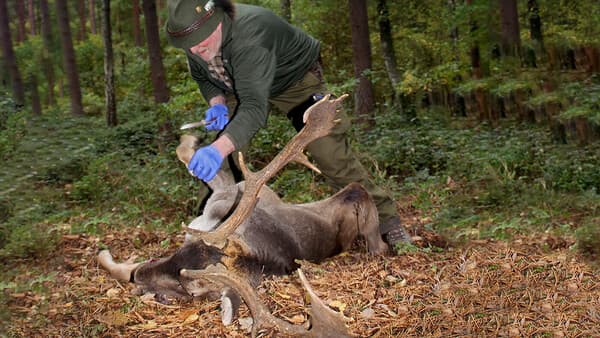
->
xmin=0 ymin=97 xmax=598 ymax=262
xmin=356 ymin=109 xmax=599 ymax=250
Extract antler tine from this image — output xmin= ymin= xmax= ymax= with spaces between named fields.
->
xmin=180 ymin=265 xmax=352 ymax=338
xmin=200 ymin=94 xmax=348 ymax=249
xmin=296 ymin=269 xmax=352 ymax=337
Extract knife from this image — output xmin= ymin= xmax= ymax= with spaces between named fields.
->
xmin=179 ymin=119 xmax=217 ymax=130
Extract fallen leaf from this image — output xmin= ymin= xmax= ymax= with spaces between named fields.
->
xmin=238 ymin=317 xmax=253 ymax=331
xmin=360 ymin=307 xmax=375 ymax=319
xmin=96 ymin=310 xmax=129 ymax=326
xmin=285 ymin=314 xmax=305 ymax=324
xmin=136 ymin=320 xmax=158 ymax=330
xmin=106 ymin=288 xmax=121 ymax=298
xmin=328 ymin=300 xmax=347 ymax=312
xmin=276 ymin=292 xmax=291 ymax=299
xmin=183 ymin=313 xmax=199 ymax=324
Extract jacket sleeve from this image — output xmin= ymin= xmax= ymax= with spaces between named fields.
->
xmin=222 ymin=46 xmax=275 ymax=150
xmin=187 ymin=55 xmax=225 ymax=102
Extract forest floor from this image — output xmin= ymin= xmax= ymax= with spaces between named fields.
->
xmin=2 ymin=207 xmax=599 ymax=337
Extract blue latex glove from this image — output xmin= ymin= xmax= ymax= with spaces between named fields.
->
xmin=205 ymin=104 xmax=229 ymax=131
xmin=188 ymin=145 xmax=223 ymax=182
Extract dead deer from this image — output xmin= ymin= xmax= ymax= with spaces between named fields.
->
xmin=98 ymin=95 xmax=388 ymax=337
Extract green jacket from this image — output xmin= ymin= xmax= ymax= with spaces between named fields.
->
xmin=186 ymin=4 xmax=321 ymax=150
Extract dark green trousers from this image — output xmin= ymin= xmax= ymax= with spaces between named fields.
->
xmin=205 ymin=65 xmax=398 ymax=234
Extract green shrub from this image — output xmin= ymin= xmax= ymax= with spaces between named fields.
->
xmin=575 ymin=219 xmax=600 ymax=259
xmin=0 ymin=92 xmax=16 ymax=130
xmin=0 ymin=110 xmax=28 ymax=160
xmin=0 ymin=223 xmax=58 ymax=260
xmin=0 ymin=203 xmax=61 ymax=260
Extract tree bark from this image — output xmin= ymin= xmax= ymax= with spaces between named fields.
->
xmin=102 ymin=0 xmax=117 ymax=126
xmin=77 ymin=0 xmax=87 ymax=41
xmin=28 ymin=0 xmax=36 ymax=35
xmin=377 ymin=0 xmax=400 ymax=102
xmin=527 ymin=0 xmax=543 ymax=46
xmin=89 ymin=0 xmax=97 ymax=34
xmin=584 ymin=46 xmax=600 ymax=73
xmin=280 ymin=0 xmax=291 ymax=22
xmin=466 ymin=0 xmax=488 ymax=121
xmin=525 ymin=0 xmax=543 ymax=67
xmin=499 ymin=0 xmax=521 ymax=58
xmin=55 ymin=0 xmax=84 ymax=116
xmin=40 ymin=0 xmax=55 ymax=106
xmin=132 ymin=0 xmax=143 ymax=46
xmin=29 ymin=73 xmax=42 ymax=115
xmin=15 ymin=0 xmax=26 ymax=42
xmin=0 ymin=0 xmax=25 ymax=107
xmin=142 ymin=0 xmax=170 ymax=103
xmin=348 ymin=0 xmax=375 ymax=122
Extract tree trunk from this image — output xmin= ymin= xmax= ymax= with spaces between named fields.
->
xmin=77 ymin=0 xmax=87 ymax=41
xmin=280 ymin=0 xmax=291 ymax=22
xmin=525 ymin=0 xmax=543 ymax=67
xmin=15 ymin=0 xmax=26 ymax=42
xmin=28 ymin=0 xmax=36 ymax=35
xmin=156 ymin=0 xmax=164 ymax=27
xmin=132 ymin=0 xmax=143 ymax=46
xmin=55 ymin=0 xmax=84 ymax=116
xmin=584 ymin=46 xmax=600 ymax=73
xmin=377 ymin=0 xmax=400 ymax=102
xmin=448 ymin=0 xmax=465 ymax=116
xmin=0 ymin=0 xmax=25 ymax=107
xmin=348 ymin=0 xmax=375 ymax=123
xmin=29 ymin=73 xmax=42 ymax=115
xmin=542 ymin=80 xmax=566 ymax=143
xmin=466 ymin=0 xmax=488 ymax=121
xmin=40 ymin=0 xmax=55 ymax=106
xmin=142 ymin=0 xmax=169 ymax=103
xmin=102 ymin=0 xmax=117 ymax=126
xmin=499 ymin=0 xmax=521 ymax=57
xmin=89 ymin=0 xmax=97 ymax=34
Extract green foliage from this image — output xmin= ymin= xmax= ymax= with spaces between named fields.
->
xmin=0 ymin=91 xmax=16 ymax=130
xmin=558 ymin=80 xmax=600 ymax=124
xmin=3 ymin=0 xmax=600 ymax=265
xmin=0 ymin=112 xmax=28 ymax=162
xmin=75 ymin=35 xmax=105 ymax=97
xmin=490 ymin=78 xmax=536 ymax=98
xmin=0 ymin=220 xmax=59 ymax=260
xmin=575 ymin=218 xmax=600 ymax=258
xmin=355 ymin=108 xmax=599 ymax=246
xmin=13 ymin=36 xmax=45 ymax=74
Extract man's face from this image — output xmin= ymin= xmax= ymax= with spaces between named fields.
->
xmin=189 ymin=22 xmax=223 ymax=61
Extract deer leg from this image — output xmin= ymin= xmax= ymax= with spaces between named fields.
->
xmin=332 ymin=183 xmax=388 ymax=255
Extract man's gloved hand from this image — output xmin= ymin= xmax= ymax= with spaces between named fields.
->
xmin=205 ymin=104 xmax=229 ymax=131
xmin=188 ymin=145 xmax=223 ymax=182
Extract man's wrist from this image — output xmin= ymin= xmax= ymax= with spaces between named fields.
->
xmin=211 ymin=134 xmax=235 ymax=158
xmin=209 ymin=95 xmax=226 ymax=107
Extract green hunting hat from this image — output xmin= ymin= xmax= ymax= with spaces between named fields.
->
xmin=166 ymin=0 xmax=224 ymax=49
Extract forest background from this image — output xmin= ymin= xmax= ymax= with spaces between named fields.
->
xmin=0 ymin=0 xmax=599 ymax=335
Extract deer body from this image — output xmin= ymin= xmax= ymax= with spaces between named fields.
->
xmin=110 ymin=180 xmax=385 ymax=298
xmin=98 ymin=95 xmax=384 ymax=337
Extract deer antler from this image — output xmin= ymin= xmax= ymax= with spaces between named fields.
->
xmin=181 ymin=264 xmax=352 ymax=338
xmin=177 ymin=94 xmax=348 ymax=249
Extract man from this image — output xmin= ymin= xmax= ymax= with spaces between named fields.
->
xmin=166 ymin=0 xmax=411 ymax=249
